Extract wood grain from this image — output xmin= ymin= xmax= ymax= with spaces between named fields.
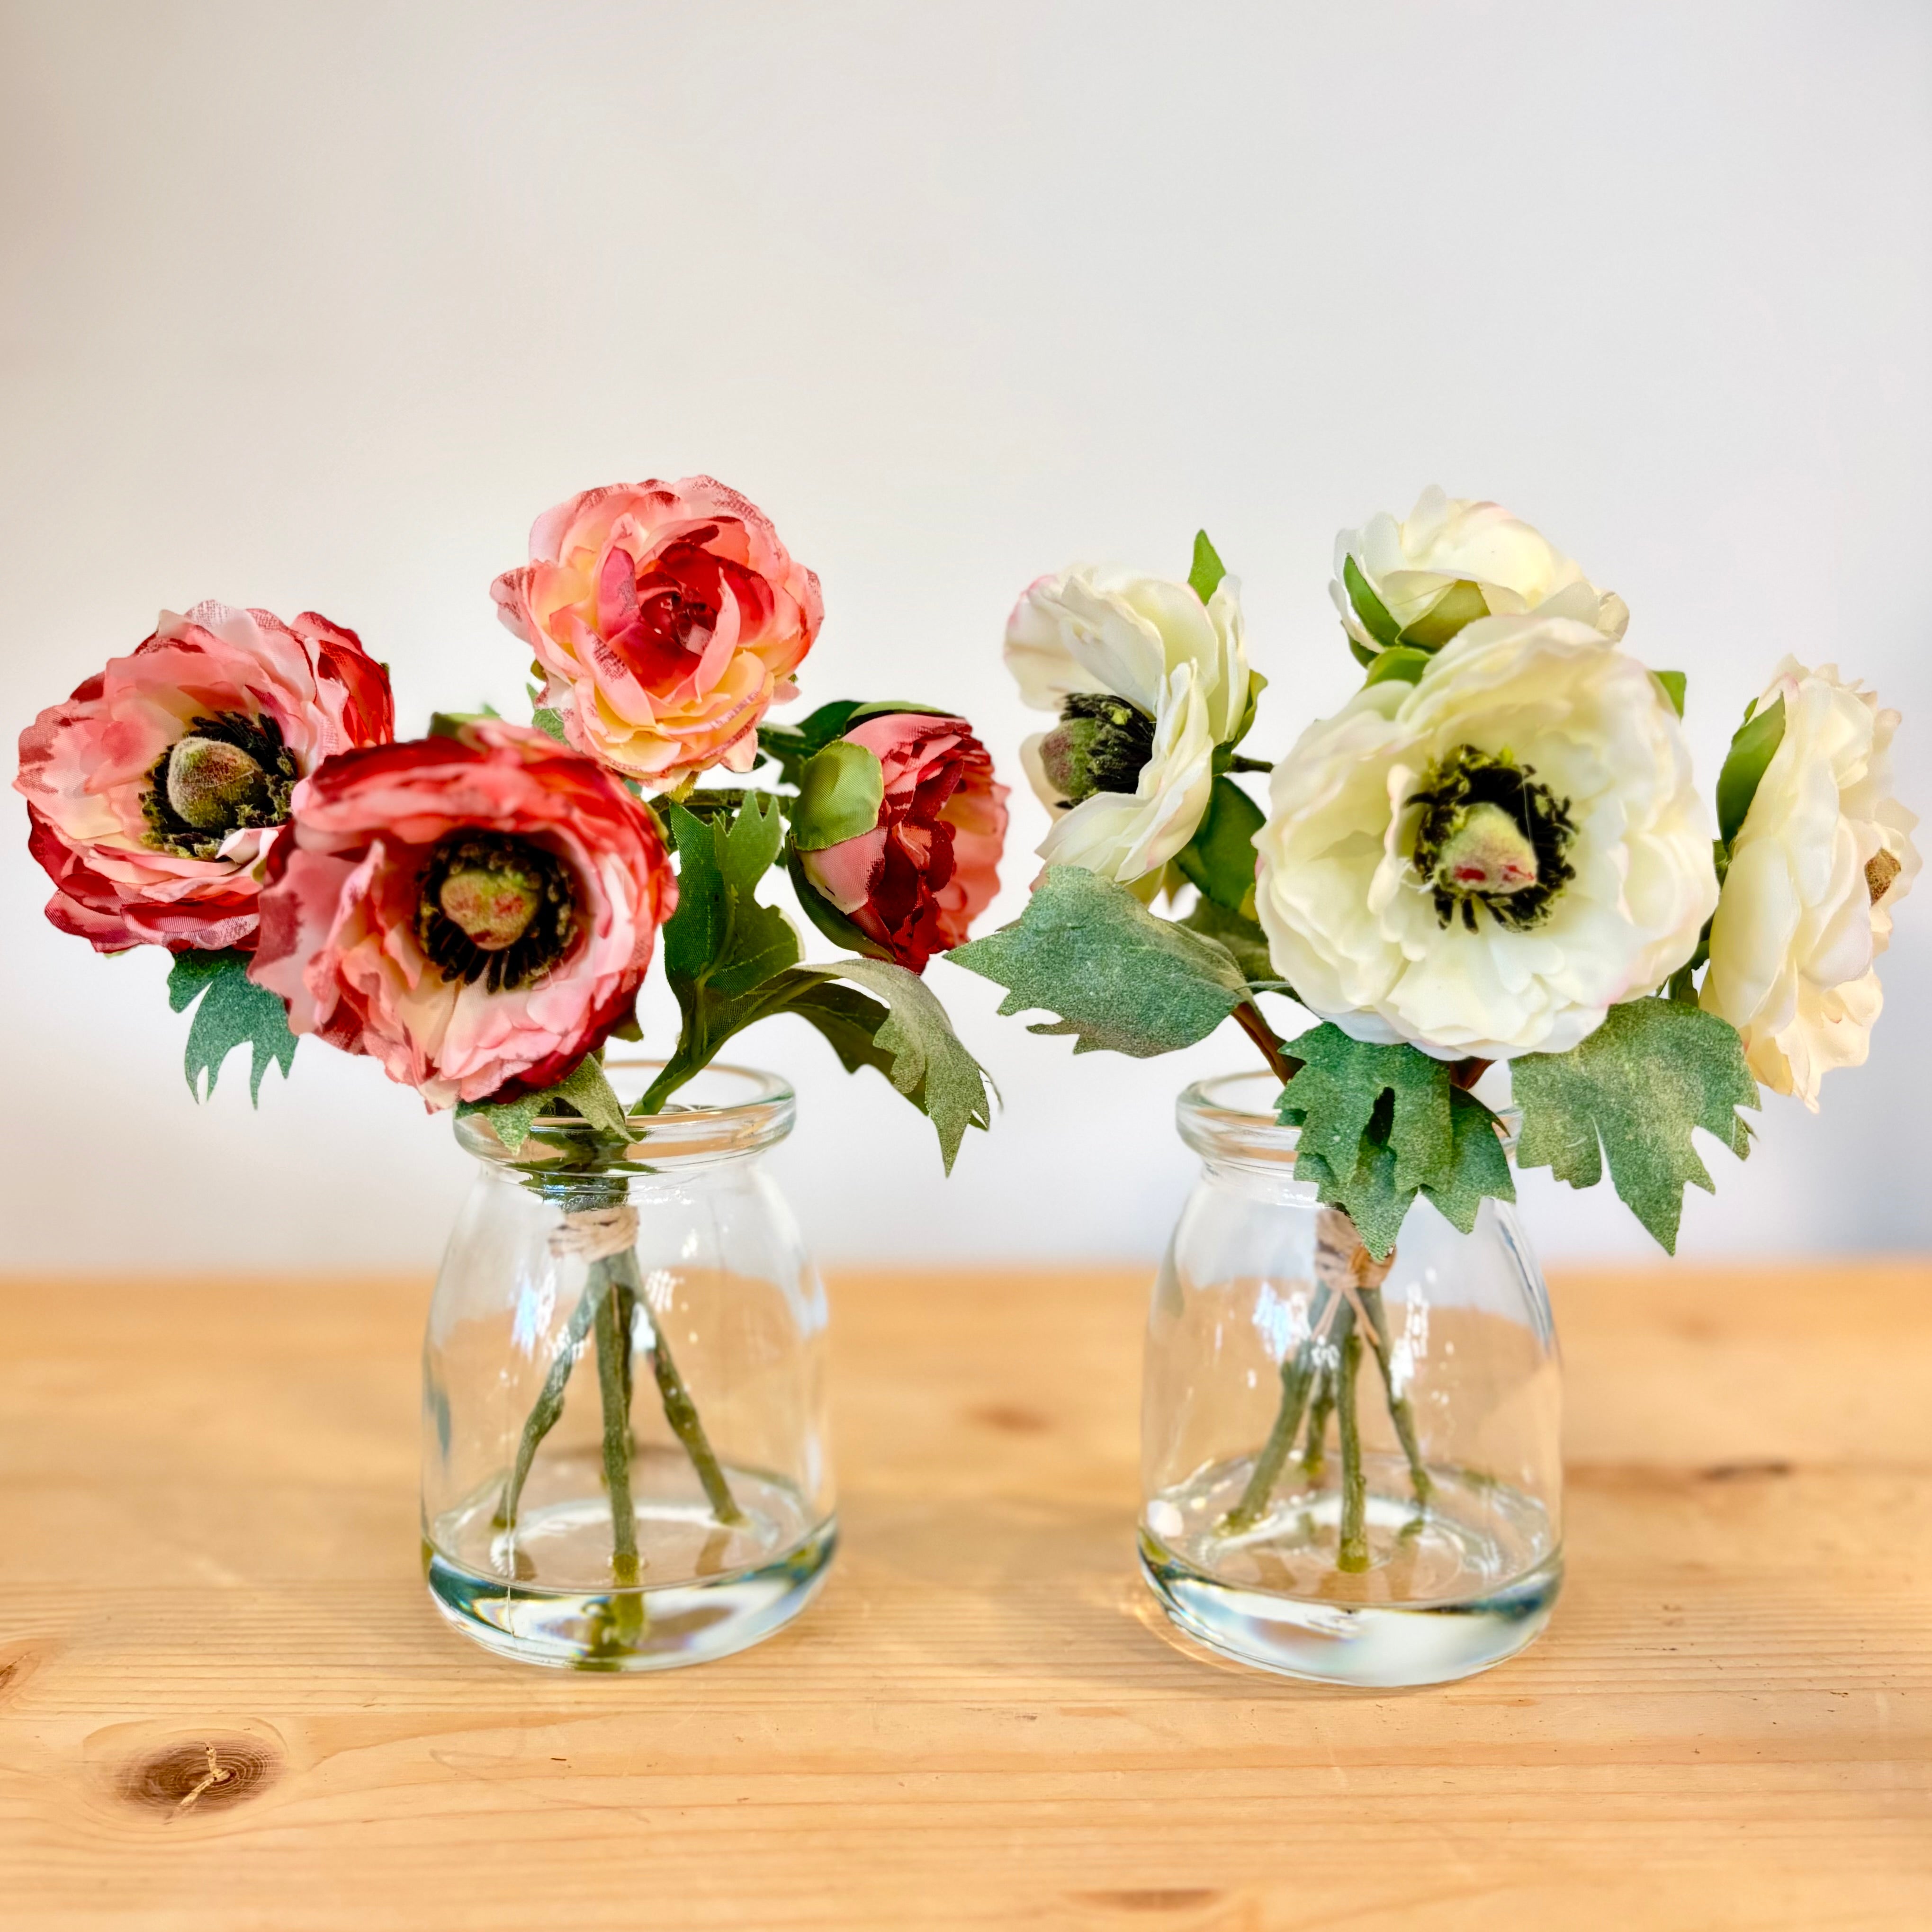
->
xmin=0 ymin=1263 xmax=1928 ymax=1930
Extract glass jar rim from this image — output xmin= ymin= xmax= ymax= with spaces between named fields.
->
xmin=453 ymin=1059 xmax=796 ymax=1171
xmin=1177 ymin=1066 xmax=1519 ymax=1167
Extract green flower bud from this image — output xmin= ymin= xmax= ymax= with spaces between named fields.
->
xmin=164 ymin=736 xmax=271 ymax=832
xmin=1038 ymin=693 xmax=1155 ymax=805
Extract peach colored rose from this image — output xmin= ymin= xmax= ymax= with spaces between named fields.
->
xmin=250 ymin=721 xmax=675 ymax=1108
xmin=15 ymin=602 xmax=394 ymax=952
xmin=491 ymin=476 xmax=822 ymax=791
xmin=797 ymin=712 xmax=1007 ymax=972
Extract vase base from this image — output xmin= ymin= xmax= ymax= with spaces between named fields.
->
xmin=426 ymin=1513 xmax=837 ymax=1671
xmin=1140 ymin=1532 xmax=1561 ymax=1687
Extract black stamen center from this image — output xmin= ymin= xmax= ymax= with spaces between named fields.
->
xmin=1407 ymin=745 xmax=1577 ymax=933
xmin=415 ymin=833 xmax=579 ymax=993
xmin=141 ymin=712 xmax=297 ymax=859
xmin=1039 ymin=692 xmax=1157 ymax=807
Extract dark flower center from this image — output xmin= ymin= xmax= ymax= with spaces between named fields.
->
xmin=1407 ymin=745 xmax=1576 ymax=933
xmin=142 ymin=712 xmax=297 ymax=859
xmin=416 ymin=834 xmax=578 ymax=992
xmin=1038 ymin=692 xmax=1156 ymax=807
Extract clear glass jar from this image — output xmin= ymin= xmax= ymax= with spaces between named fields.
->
xmin=1140 ymin=1069 xmax=1561 ymax=1686
xmin=422 ymin=1061 xmax=833 ymax=1671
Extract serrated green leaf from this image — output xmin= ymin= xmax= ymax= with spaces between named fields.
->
xmin=1398 ymin=579 xmax=1487 ymax=650
xmin=458 ymin=1055 xmax=631 ymax=1154
xmin=824 ymin=956 xmax=997 ymax=1173
xmin=530 ymin=706 xmax=568 ymax=744
xmin=1343 ymin=555 xmax=1402 ymax=652
xmin=1716 ymin=693 xmax=1786 ymax=846
xmin=1512 ymin=998 xmax=1759 ymax=1254
xmin=166 ymin=948 xmax=297 ymax=1103
xmin=1173 ymin=775 xmax=1264 ymax=915
xmin=708 ymin=896 xmax=800 ymax=997
xmin=779 ymin=980 xmax=899 ymax=1081
xmin=662 ymin=804 xmax=727 ymax=981
xmin=1275 ymin=1027 xmax=1514 ymax=1258
xmin=722 ymin=790 xmax=787 ymax=893
xmin=1178 ymin=896 xmax=1278 ymax=986
xmin=949 ymin=865 xmax=1249 ymax=1058
xmin=792 ymin=740 xmax=885 ymax=851
xmin=1363 ymin=645 xmax=1431 ymax=688
xmin=1188 ymin=530 xmax=1227 ymax=604
xmin=1654 ymin=670 xmax=1686 ymax=718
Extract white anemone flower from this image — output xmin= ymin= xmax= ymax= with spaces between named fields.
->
xmin=1332 ymin=486 xmax=1629 ymax=656
xmin=1700 ymin=659 xmax=1918 ymax=1108
xmin=1253 ymin=613 xmax=1716 ymax=1060
xmin=1005 ymin=564 xmax=1250 ymax=888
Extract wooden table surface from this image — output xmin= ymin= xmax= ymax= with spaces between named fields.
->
xmin=1 ymin=1262 xmax=1928 ymax=1930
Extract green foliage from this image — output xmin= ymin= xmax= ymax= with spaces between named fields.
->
xmin=460 ymin=1055 xmax=630 ymax=1156
xmin=428 ymin=707 xmax=504 ymax=739
xmin=1276 ymin=1026 xmax=1515 ymax=1259
xmin=949 ymin=865 xmax=1249 ymax=1058
xmin=757 ymin=699 xmax=954 ymax=788
xmin=819 ymin=957 xmax=996 ymax=1173
xmin=1188 ymin=530 xmax=1227 ymax=604
xmin=1178 ymin=895 xmax=1279 ymax=987
xmin=1342 ymin=555 xmax=1401 ymax=657
xmin=792 ymin=740 xmax=885 ymax=851
xmin=1174 ymin=775 xmax=1265 ymax=915
xmin=530 ymin=706 xmax=568 ymax=745
xmin=1654 ymin=670 xmax=1687 ymax=718
xmin=1716 ymin=693 xmax=1787 ymax=846
xmin=786 ymin=847 xmax=889 ymax=959
xmin=166 ymin=949 xmax=298 ymax=1103
xmin=1512 ymin=997 xmax=1759 ymax=1254
xmin=1363 ymin=646 xmax=1431 ymax=689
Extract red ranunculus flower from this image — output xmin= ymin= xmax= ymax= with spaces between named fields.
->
xmin=250 ymin=721 xmax=675 ymax=1108
xmin=15 ymin=603 xmax=394 ymax=952
xmin=798 ymin=712 xmax=1007 ymax=972
xmin=491 ymin=476 xmax=822 ymax=793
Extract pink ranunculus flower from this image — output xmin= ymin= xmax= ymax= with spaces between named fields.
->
xmin=15 ymin=603 xmax=395 ymax=953
xmin=798 ymin=712 xmax=1008 ymax=973
xmin=251 ymin=721 xmax=676 ymax=1108
xmin=491 ymin=476 xmax=823 ymax=793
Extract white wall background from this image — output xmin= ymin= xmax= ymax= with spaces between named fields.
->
xmin=2 ymin=0 xmax=1927 ymax=1274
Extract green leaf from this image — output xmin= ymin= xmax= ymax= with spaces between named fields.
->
xmin=1716 ymin=693 xmax=1786 ymax=847
xmin=822 ymin=957 xmax=997 ymax=1173
xmin=1276 ymin=1026 xmax=1515 ymax=1258
xmin=778 ymin=979 xmax=900 ymax=1081
xmin=1397 ymin=579 xmax=1488 ymax=650
xmin=429 ymin=706 xmax=503 ymax=739
xmin=949 ymin=865 xmax=1249 ymax=1058
xmin=1173 ymin=775 xmax=1265 ymax=915
xmin=1512 ymin=998 xmax=1759 ymax=1254
xmin=756 ymin=701 xmax=863 ymax=787
xmin=531 ymin=706 xmax=568 ymax=745
xmin=1343 ymin=555 xmax=1402 ymax=652
xmin=792 ymin=740 xmax=885 ymax=851
xmin=1178 ymin=896 xmax=1279 ymax=987
xmin=662 ymin=804 xmax=728 ymax=981
xmin=458 ymin=1055 xmax=631 ymax=1155
xmin=1363 ymin=645 xmax=1431 ymax=689
xmin=167 ymin=949 xmax=297 ymax=1104
xmin=722 ymin=789 xmax=787 ymax=895
xmin=1188 ymin=529 xmax=1227 ymax=604
xmin=1654 ymin=670 xmax=1686 ymax=718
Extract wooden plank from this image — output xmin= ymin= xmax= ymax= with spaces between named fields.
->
xmin=0 ymin=1264 xmax=1927 ymax=1930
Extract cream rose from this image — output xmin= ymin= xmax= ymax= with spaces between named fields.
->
xmin=1253 ymin=614 xmax=1716 ymax=1060
xmin=1004 ymin=564 xmax=1250 ymax=887
xmin=1332 ymin=486 xmax=1628 ymax=657
xmin=1700 ymin=660 xmax=1918 ymax=1108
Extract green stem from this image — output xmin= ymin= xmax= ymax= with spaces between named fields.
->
xmin=1336 ymin=1319 xmax=1370 ymax=1573
xmin=1301 ymin=1369 xmax=1335 ymax=1483
xmin=1357 ymin=1285 xmax=1432 ymax=1508
xmin=1221 ymin=1289 xmax=1332 ymax=1532
xmin=495 ymin=1268 xmax=606 ymax=1531
xmin=611 ymin=1250 xmax=745 ymax=1526
xmin=593 ymin=1262 xmax=641 ymax=1589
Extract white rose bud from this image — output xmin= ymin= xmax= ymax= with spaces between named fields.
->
xmin=1332 ymin=486 xmax=1629 ymax=660
xmin=1253 ymin=613 xmax=1716 ymax=1060
xmin=1004 ymin=564 xmax=1251 ymax=887
xmin=1700 ymin=660 xmax=1919 ymax=1108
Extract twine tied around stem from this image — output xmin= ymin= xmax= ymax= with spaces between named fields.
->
xmin=548 ymin=1204 xmax=640 ymax=1262
xmin=1311 ymin=1205 xmax=1393 ymax=1338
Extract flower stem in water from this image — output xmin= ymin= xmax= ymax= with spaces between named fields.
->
xmin=1220 ymin=1288 xmax=1333 ymax=1533
xmin=1357 ymin=1284 xmax=1432 ymax=1508
xmin=1301 ymin=1370 xmax=1335 ymax=1483
xmin=495 ymin=1268 xmax=605 ymax=1532
xmin=593 ymin=1266 xmax=641 ymax=1592
xmin=612 ymin=1250 xmax=745 ymax=1527
xmin=1335 ymin=1321 xmax=1370 ymax=1573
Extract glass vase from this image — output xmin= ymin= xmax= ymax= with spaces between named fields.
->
xmin=1139 ymin=1069 xmax=1561 ymax=1687
xmin=422 ymin=1061 xmax=834 ymax=1671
